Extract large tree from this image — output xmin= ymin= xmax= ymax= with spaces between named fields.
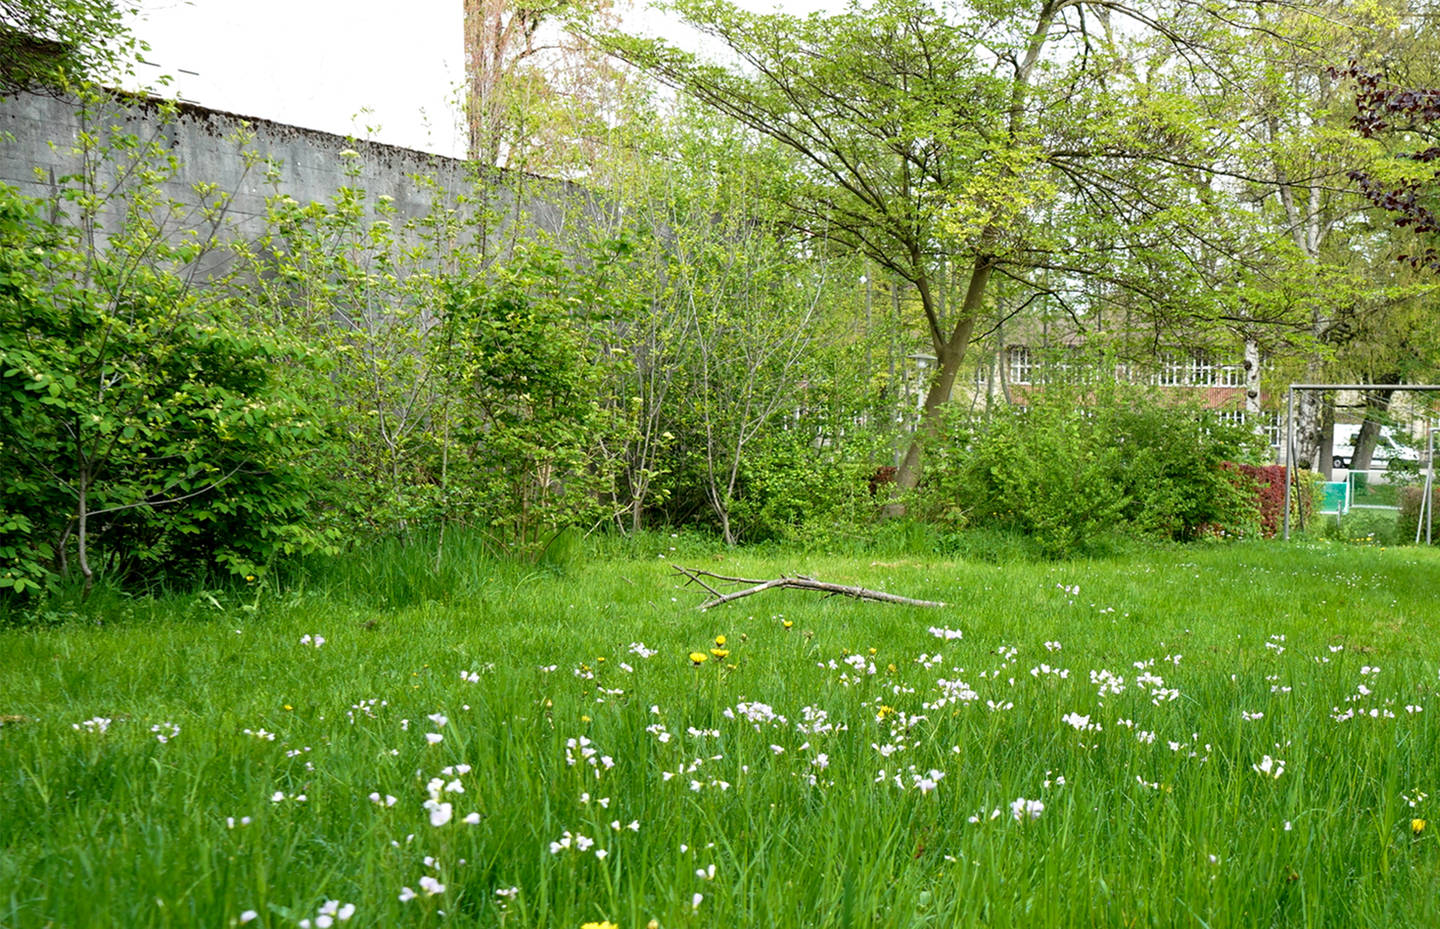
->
xmin=599 ymin=0 xmax=1078 ymax=498
xmin=597 ymin=0 xmax=1295 ymax=498
xmin=1343 ymin=59 xmax=1440 ymax=273
xmin=463 ymin=0 xmax=628 ymax=173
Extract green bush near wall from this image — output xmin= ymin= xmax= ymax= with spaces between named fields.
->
xmin=919 ymin=381 xmax=1265 ymax=556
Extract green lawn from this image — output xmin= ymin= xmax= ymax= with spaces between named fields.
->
xmin=3 ymin=540 xmax=1440 ymax=928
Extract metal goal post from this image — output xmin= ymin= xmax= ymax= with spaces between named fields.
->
xmin=1282 ymin=384 xmax=1440 ymax=542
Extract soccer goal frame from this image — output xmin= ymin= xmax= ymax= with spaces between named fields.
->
xmin=1282 ymin=384 xmax=1440 ymax=541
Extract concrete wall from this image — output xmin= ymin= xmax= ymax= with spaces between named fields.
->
xmin=0 ymin=90 xmax=580 ymax=249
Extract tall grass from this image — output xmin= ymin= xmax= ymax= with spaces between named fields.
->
xmin=2 ymin=540 xmax=1439 ymax=927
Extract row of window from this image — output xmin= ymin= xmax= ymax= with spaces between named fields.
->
xmin=1215 ymin=409 xmax=1283 ymax=449
xmin=997 ymin=347 xmax=1245 ymax=388
xmin=1005 ymin=404 xmax=1282 ymax=449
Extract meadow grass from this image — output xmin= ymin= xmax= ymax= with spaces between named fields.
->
xmin=2 ymin=539 xmax=1439 ymax=928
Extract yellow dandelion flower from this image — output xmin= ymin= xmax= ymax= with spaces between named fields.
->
xmin=1414 ymin=818 xmax=1427 ymax=835
xmin=580 ymin=715 xmax=591 ymax=723
xmin=581 ymin=921 xmax=618 ymax=929
xmin=714 ymin=635 xmax=726 ymax=647
xmin=782 ymin=619 xmax=793 ymax=629
xmin=710 ymin=648 xmax=730 ymax=659
xmin=689 ymin=652 xmax=709 ymax=665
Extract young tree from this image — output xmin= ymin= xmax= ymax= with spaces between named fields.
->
xmin=463 ymin=0 xmax=627 ymax=174
xmin=574 ymin=94 xmax=898 ymax=540
xmin=597 ymin=0 xmax=1047 ymax=499
xmin=0 ymin=0 xmax=139 ymax=93
xmin=0 ymin=96 xmax=332 ymax=595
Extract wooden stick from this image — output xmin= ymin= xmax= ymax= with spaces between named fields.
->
xmin=673 ymin=565 xmax=945 ymax=610
xmin=672 ymin=566 xmax=769 ymax=586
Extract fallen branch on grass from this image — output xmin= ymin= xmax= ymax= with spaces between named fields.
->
xmin=673 ymin=565 xmax=946 ymax=611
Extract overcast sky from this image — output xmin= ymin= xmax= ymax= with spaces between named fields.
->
xmin=127 ymin=0 xmax=841 ymax=159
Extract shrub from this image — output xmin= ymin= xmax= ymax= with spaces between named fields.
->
xmin=920 ymin=381 xmax=1262 ymax=556
xmin=1225 ymin=464 xmax=1285 ymax=537
xmin=1397 ymin=485 xmax=1440 ymax=544
xmin=0 ymin=181 xmax=335 ymax=596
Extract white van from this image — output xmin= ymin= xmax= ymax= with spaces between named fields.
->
xmin=1331 ymin=424 xmax=1420 ymax=471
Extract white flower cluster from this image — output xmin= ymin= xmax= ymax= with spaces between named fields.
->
xmin=298 ymin=900 xmax=355 ymax=928
xmin=150 ymin=722 xmax=180 ymax=743
xmin=1252 ymin=755 xmax=1286 ymax=779
xmin=564 ymin=735 xmax=614 ymax=774
xmin=1010 ymin=797 xmax=1045 ymax=821
xmin=423 ymin=763 xmax=481 ymax=826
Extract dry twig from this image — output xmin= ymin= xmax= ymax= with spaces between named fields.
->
xmin=673 ymin=565 xmax=946 ymax=611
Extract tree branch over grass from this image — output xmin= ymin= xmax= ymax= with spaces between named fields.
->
xmin=673 ymin=565 xmax=946 ymax=611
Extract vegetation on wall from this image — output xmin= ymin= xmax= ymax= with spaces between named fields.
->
xmin=0 ymin=117 xmax=333 ymax=595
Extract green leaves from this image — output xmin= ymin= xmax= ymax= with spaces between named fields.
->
xmin=0 ymin=100 xmax=334 ymax=597
xmin=922 ymin=375 xmax=1264 ymax=555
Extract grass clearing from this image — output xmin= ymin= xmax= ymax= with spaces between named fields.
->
xmin=3 ymin=540 xmax=1440 ymax=927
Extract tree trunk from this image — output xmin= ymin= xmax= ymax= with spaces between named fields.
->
xmin=1243 ymin=337 xmax=1262 ymax=413
xmin=77 ymin=480 xmax=94 ymax=597
xmin=1242 ymin=336 xmax=1272 ymax=456
xmin=1351 ymin=387 xmax=1396 ymax=473
xmin=888 ymin=257 xmax=992 ymax=509
xmin=714 ymin=497 xmax=735 ymax=547
xmin=1318 ymin=405 xmax=1335 ymax=481
xmin=1294 ymin=388 xmax=1324 ymax=471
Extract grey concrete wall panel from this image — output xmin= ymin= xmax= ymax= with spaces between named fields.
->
xmin=1 ymin=90 xmax=583 ymax=256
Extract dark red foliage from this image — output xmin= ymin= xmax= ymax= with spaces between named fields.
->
xmin=1332 ymin=61 xmax=1440 ymax=271
xmin=868 ymin=465 xmax=897 ymax=497
xmin=1223 ymin=463 xmax=1291 ymax=538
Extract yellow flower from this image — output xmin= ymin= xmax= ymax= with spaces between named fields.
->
xmin=710 ymin=648 xmax=730 ymax=659
xmin=782 ymin=619 xmax=793 ymax=629
xmin=581 ymin=922 xmax=618 ymax=929
xmin=580 ymin=715 xmax=591 ymax=723
xmin=689 ymin=652 xmax=709 ymax=665
xmin=1414 ymin=818 xmax=1427 ymax=835
xmin=283 ymin=704 xmax=293 ymax=711
xmin=714 ymin=635 xmax=726 ymax=647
